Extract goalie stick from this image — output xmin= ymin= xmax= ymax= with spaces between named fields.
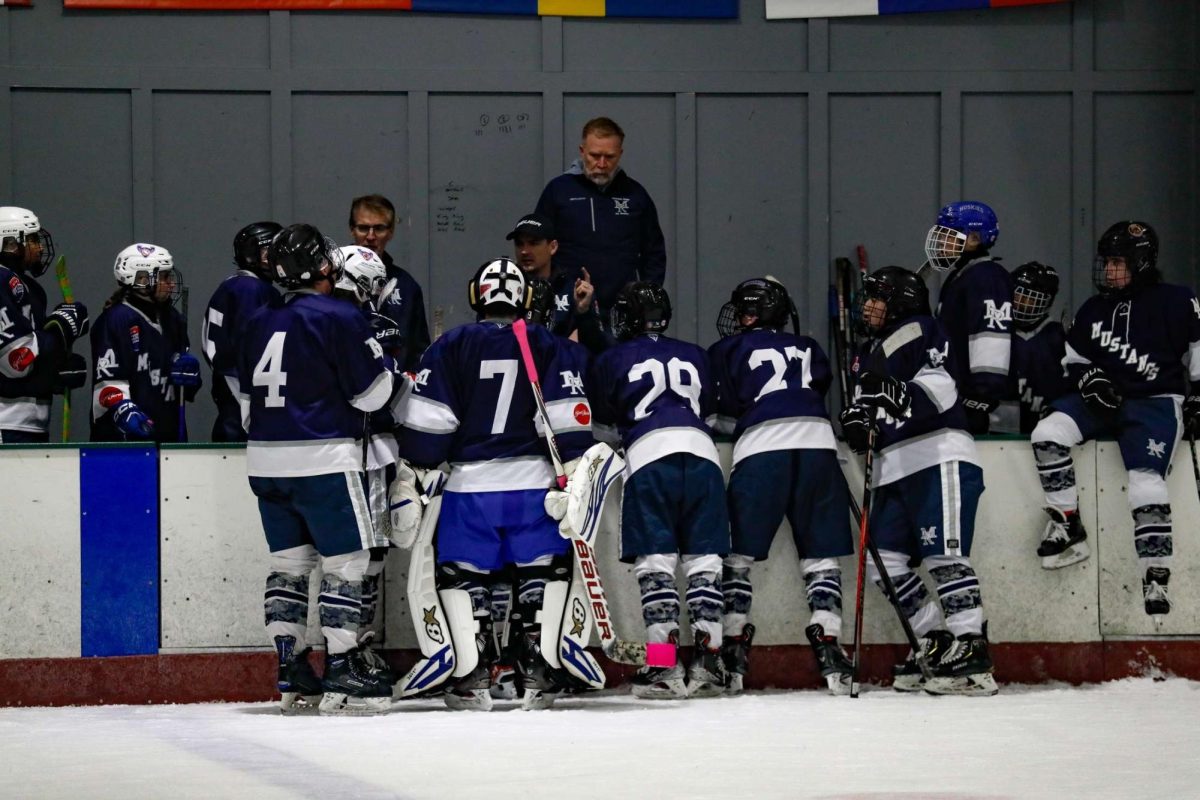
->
xmin=53 ymin=256 xmax=74 ymax=442
xmin=511 ymin=318 xmax=673 ymax=668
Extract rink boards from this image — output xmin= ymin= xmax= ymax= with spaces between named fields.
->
xmin=2 ymin=438 xmax=1199 ymax=704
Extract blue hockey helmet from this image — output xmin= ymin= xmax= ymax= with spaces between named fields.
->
xmin=925 ymin=201 xmax=999 ymax=271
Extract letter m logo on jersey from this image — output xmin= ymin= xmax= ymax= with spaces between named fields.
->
xmin=982 ymin=299 xmax=1012 ymax=331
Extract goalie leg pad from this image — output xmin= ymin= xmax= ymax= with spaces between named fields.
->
xmin=399 ymin=491 xmax=456 ymax=697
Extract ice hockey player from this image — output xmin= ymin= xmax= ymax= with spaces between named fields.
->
xmin=0 ymin=206 xmax=88 ymax=443
xmin=201 ymin=221 xmax=281 ymax=442
xmin=839 ymin=266 xmax=997 ymax=696
xmin=708 ymin=277 xmax=855 ymax=695
xmin=924 ymin=201 xmax=1013 ymax=434
xmin=1007 ymin=262 xmax=1070 ymax=435
xmin=588 ymin=281 xmax=730 ymax=699
xmin=398 ymin=257 xmax=594 ymax=711
xmin=90 ymin=243 xmax=199 ymax=443
xmin=331 ymin=243 xmax=415 ymax=685
xmin=1029 ymin=222 xmax=1200 ymax=620
xmin=237 ymin=224 xmax=402 ymax=716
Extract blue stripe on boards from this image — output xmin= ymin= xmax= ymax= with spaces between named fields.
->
xmin=80 ymin=446 xmax=159 ymax=657
xmin=879 ymin=0 xmax=988 ymax=13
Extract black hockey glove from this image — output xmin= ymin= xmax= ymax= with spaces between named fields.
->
xmin=54 ymin=352 xmax=88 ymax=392
xmin=369 ymin=312 xmax=404 ymax=352
xmin=43 ymin=301 xmax=90 ymax=350
xmin=960 ymin=394 xmax=998 ymax=435
xmin=856 ymin=372 xmax=911 ymax=419
xmin=838 ymin=405 xmax=875 ymax=455
xmin=1183 ymin=394 xmax=1200 ymax=438
xmin=1078 ymin=367 xmax=1122 ymax=417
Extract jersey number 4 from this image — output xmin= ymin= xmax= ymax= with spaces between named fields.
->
xmin=253 ymin=331 xmax=288 ymax=408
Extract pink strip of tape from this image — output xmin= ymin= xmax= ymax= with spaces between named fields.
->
xmin=645 ymin=642 xmax=676 ymax=668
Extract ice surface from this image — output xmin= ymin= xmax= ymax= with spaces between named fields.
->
xmin=5 ymin=678 xmax=1199 ymax=800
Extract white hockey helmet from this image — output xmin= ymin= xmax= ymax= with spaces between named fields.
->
xmin=0 ymin=206 xmax=55 ymax=276
xmin=336 ymin=245 xmax=388 ymax=305
xmin=114 ymin=243 xmax=180 ymax=300
xmin=468 ymin=257 xmax=530 ymax=315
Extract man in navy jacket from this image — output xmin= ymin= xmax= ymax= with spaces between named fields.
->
xmin=535 ymin=117 xmax=666 ymax=319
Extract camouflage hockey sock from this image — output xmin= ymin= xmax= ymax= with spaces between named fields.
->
xmin=318 ymin=574 xmax=364 ymax=655
xmin=803 ymin=558 xmax=843 ymax=634
xmin=264 ymin=571 xmax=309 ymax=643
xmin=637 ymin=571 xmax=680 ymax=644
xmin=1132 ymin=503 xmax=1172 ymax=565
xmin=928 ymin=558 xmax=984 ymax=637
xmin=1033 ymin=441 xmax=1077 ymax=511
xmin=722 ymin=556 xmax=752 ymax=636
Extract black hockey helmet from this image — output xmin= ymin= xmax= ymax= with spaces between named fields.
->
xmin=268 ymin=223 xmax=341 ymax=290
xmin=1012 ymin=261 xmax=1059 ymax=330
xmin=855 ymin=266 xmax=930 ymax=335
xmin=611 ymin=281 xmax=671 ymax=341
xmin=233 ymin=221 xmax=283 ymax=279
xmin=1094 ymin=220 xmax=1159 ymax=297
xmin=524 ymin=278 xmax=556 ymax=327
xmin=716 ymin=276 xmax=794 ymax=338
xmin=468 ymin=257 xmax=531 ymax=317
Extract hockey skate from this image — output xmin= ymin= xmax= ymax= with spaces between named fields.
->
xmin=892 ymin=629 xmax=954 ymax=693
xmin=631 ymin=633 xmax=686 ymax=699
xmin=515 ymin=629 xmax=565 ymax=710
xmin=319 ymin=648 xmax=392 ymax=716
xmin=489 ymin=663 xmax=518 ymax=701
xmin=721 ymin=623 xmax=755 ymax=696
xmin=357 ymin=630 xmax=399 ymax=690
xmin=1143 ymin=567 xmax=1171 ymax=624
xmin=444 ymin=631 xmax=495 ymax=712
xmin=274 ymin=636 xmax=322 ymax=715
xmin=685 ymin=632 xmax=727 ymax=698
xmin=804 ymin=624 xmax=853 ymax=696
xmin=1037 ymin=508 xmax=1090 ymax=569
xmin=924 ymin=633 xmax=998 ymax=696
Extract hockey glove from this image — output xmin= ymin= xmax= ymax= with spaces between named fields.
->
xmin=1183 ymin=395 xmax=1200 ymax=438
xmin=111 ymin=399 xmax=155 ymax=439
xmin=961 ymin=394 xmax=998 ymax=435
xmin=169 ymin=352 xmax=202 ymax=387
xmin=543 ymin=458 xmax=581 ymax=536
xmin=1078 ymin=367 xmax=1122 ymax=417
xmin=388 ymin=461 xmax=424 ymax=549
xmin=55 ymin=352 xmax=88 ymax=391
xmin=838 ymin=405 xmax=875 ymax=455
xmin=369 ymin=312 xmax=404 ymax=352
xmin=856 ymin=371 xmax=911 ymax=420
xmin=43 ymin=302 xmax=90 ymax=350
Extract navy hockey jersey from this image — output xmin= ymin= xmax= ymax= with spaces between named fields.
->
xmin=0 ymin=266 xmax=59 ymax=432
xmin=1063 ymin=282 xmax=1200 ymax=399
xmin=399 ymin=320 xmax=593 ymax=492
xmin=201 ymin=270 xmax=279 ymax=441
xmin=851 ymin=315 xmax=977 ymax=487
xmin=588 ymin=333 xmax=719 ymax=476
xmin=936 ymin=256 xmax=1013 ymax=400
xmin=237 ymin=290 xmax=396 ymax=477
xmin=90 ymin=298 xmax=190 ymax=443
xmin=378 ymin=252 xmax=431 ymax=372
xmin=1010 ymin=318 xmax=1069 ymax=433
xmin=708 ymin=329 xmax=837 ymax=466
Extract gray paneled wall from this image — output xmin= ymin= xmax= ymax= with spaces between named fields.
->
xmin=2 ymin=0 xmax=1196 ymax=440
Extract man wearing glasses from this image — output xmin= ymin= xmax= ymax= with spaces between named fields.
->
xmin=349 ymin=194 xmax=431 ymax=370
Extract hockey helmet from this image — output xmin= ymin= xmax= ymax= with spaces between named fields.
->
xmin=335 ymin=245 xmax=388 ymax=305
xmin=524 ymin=278 xmax=556 ymax=327
xmin=0 ymin=206 xmax=55 ymax=277
xmin=924 ymin=201 xmax=999 ymax=272
xmin=1011 ymin=261 xmax=1059 ymax=330
xmin=233 ymin=221 xmax=282 ymax=279
xmin=114 ymin=243 xmax=182 ymax=304
xmin=611 ymin=281 xmax=671 ymax=341
xmin=1094 ymin=221 xmax=1159 ymax=297
xmin=268 ymin=224 xmax=342 ymax=290
xmin=716 ymin=276 xmax=793 ymax=338
xmin=468 ymin=257 xmax=530 ymax=316
xmin=855 ymin=266 xmax=930 ymax=335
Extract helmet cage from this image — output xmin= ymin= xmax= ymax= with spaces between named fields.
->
xmin=716 ymin=278 xmax=791 ymax=338
xmin=1012 ymin=284 xmax=1052 ymax=328
xmin=924 ymin=225 xmax=967 ymax=272
xmin=611 ymin=282 xmax=671 ymax=341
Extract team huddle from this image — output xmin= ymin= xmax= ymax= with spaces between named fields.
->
xmin=1 ymin=198 xmax=1197 ymax=715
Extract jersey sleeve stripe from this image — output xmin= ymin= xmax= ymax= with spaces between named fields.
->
xmin=92 ymin=379 xmax=131 ymax=419
xmin=967 ymin=332 xmax=1011 ymax=375
xmin=403 ymin=393 xmax=460 ymax=434
xmin=349 ymin=371 xmax=394 ymax=413
xmin=911 ymin=365 xmax=958 ymax=413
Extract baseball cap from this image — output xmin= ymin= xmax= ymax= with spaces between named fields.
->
xmin=506 ymin=213 xmax=556 ymax=241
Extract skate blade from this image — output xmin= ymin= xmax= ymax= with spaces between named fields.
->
xmin=923 ymin=672 xmax=999 ymax=697
xmin=521 ymin=688 xmax=560 ymax=711
xmin=318 ymin=692 xmax=391 ymax=716
xmin=1040 ymin=542 xmax=1090 ymax=570
xmin=490 ymin=682 xmax=519 ymax=701
xmin=891 ymin=675 xmax=925 ymax=693
xmin=279 ymin=692 xmax=322 ymax=715
xmin=824 ymin=672 xmax=853 ymax=696
xmin=686 ymin=679 xmax=725 ymax=699
xmin=631 ymin=679 xmax=687 ymax=699
xmin=723 ymin=674 xmax=745 ymax=697
xmin=444 ymin=689 xmax=494 ymax=712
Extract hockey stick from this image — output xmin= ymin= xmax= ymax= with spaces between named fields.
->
xmin=177 ymin=286 xmax=190 ymax=443
xmin=849 ymin=425 xmax=876 ymax=699
xmin=1190 ymin=433 xmax=1200 ymax=510
xmin=53 ymin=255 xmax=73 ymax=442
xmin=511 ymin=318 xmax=671 ymax=668
xmin=830 ymin=260 xmax=852 ymax=406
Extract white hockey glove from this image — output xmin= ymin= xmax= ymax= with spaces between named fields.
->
xmin=561 ymin=443 xmax=625 ymax=544
xmin=388 ymin=462 xmax=424 ymax=549
xmin=413 ymin=464 xmax=450 ymax=498
xmin=543 ymin=459 xmax=581 ymax=535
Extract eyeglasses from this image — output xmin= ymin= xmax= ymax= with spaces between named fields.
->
xmin=352 ymin=223 xmax=392 ymax=235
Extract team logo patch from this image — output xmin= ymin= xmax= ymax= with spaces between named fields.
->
xmin=8 ymin=276 xmax=24 ymax=301
xmin=98 ymin=385 xmax=125 ymax=408
xmin=136 ymin=244 xmax=156 ymax=257
xmin=1147 ymin=439 xmax=1166 ymax=459
xmin=569 ymin=597 xmax=587 ymax=637
xmin=422 ymin=606 xmax=445 ymax=644
xmin=7 ymin=347 xmax=33 ymax=373
xmin=612 ymin=198 xmax=630 ymax=216
xmin=573 ymin=402 xmax=591 ymax=426
xmin=129 ymin=325 xmax=140 ymax=350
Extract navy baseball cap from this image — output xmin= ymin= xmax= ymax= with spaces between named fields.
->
xmin=506 ymin=213 xmax=556 ymax=241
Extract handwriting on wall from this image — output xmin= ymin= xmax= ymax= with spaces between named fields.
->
xmin=474 ymin=112 xmax=530 ymax=137
xmin=435 ymin=181 xmax=466 ymax=234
